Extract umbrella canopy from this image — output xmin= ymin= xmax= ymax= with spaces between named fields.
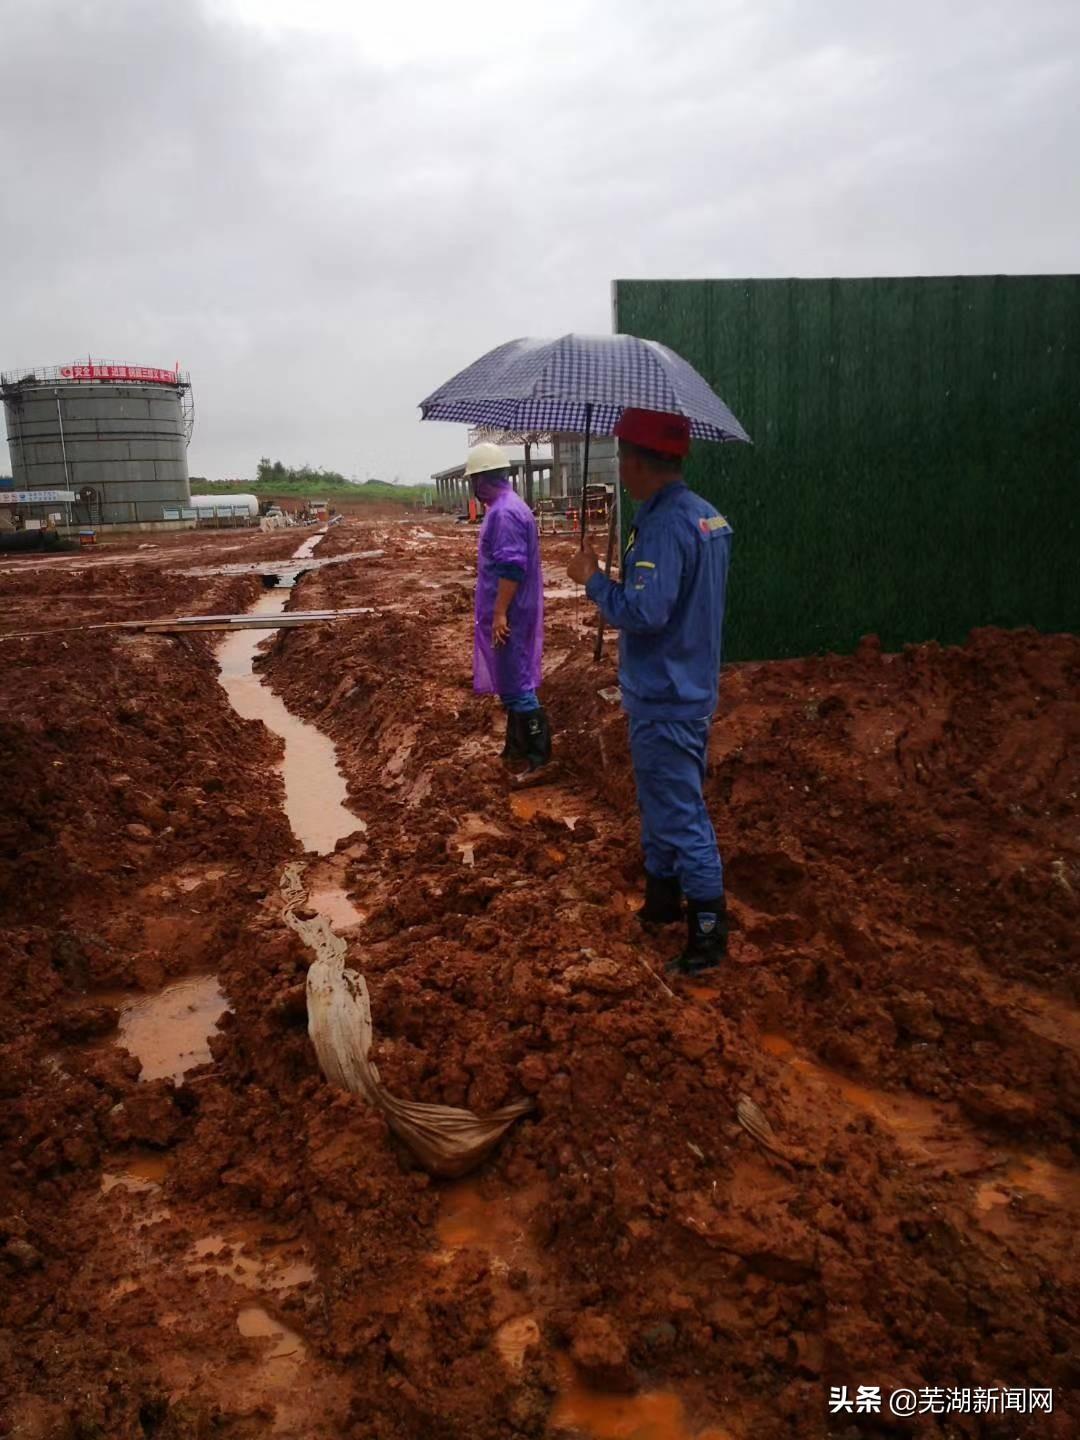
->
xmin=420 ymin=333 xmax=750 ymax=445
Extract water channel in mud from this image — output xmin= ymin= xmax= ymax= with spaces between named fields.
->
xmin=98 ymin=531 xmax=365 ymax=1090
xmin=87 ymin=530 xmax=371 ymax=1410
xmin=216 ymin=587 xmax=361 ymax=857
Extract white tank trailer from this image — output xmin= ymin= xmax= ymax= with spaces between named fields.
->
xmin=190 ymin=493 xmax=260 ymax=518
xmin=0 ymin=362 xmax=193 ymax=528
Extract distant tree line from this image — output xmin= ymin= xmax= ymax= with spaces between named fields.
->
xmin=191 ymin=461 xmax=433 ymax=503
xmin=257 ymin=457 xmax=356 ymax=488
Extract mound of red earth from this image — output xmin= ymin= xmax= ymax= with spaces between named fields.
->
xmin=2 ymin=519 xmax=1076 ymax=1439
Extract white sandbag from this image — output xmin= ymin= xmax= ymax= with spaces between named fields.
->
xmin=282 ymin=863 xmax=531 ymax=1177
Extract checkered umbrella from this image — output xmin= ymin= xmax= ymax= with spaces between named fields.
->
xmin=419 ymin=333 xmax=750 ymax=445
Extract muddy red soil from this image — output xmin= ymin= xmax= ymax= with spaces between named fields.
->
xmin=0 ymin=526 xmax=314 ymax=635
xmin=2 ymin=516 xmax=1077 ymax=1439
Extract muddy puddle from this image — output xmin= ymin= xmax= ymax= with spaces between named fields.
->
xmin=96 ymin=1170 xmax=329 ymax=1432
xmin=299 ymin=844 xmax=366 ymax=930
xmin=292 ymin=532 xmax=327 ymax=561
xmin=236 ymin=1303 xmax=307 ymax=1386
xmin=544 ymin=582 xmax=587 ymax=603
xmin=187 ymin=1232 xmax=315 ymax=1294
xmin=436 ymin=1181 xmax=731 ymax=1437
xmin=760 ymin=1031 xmax=950 ymax=1155
xmin=176 ymin=546 xmax=383 ymax=580
xmin=972 ymin=1154 xmax=1080 ymax=1241
xmin=553 ymin=1356 xmax=733 ymax=1438
xmin=110 ymin=975 xmax=228 ymax=1083
xmin=452 ymin=811 xmax=509 ymax=866
xmin=434 ymin=1179 xmax=540 ymax=1273
xmin=215 ymin=529 xmax=367 ymax=858
xmin=510 ymin=787 xmax=580 ymax=827
xmin=101 ymin=1150 xmax=171 ymax=1194
xmin=306 ymin=884 xmax=364 ymax=929
xmin=761 ymin=1031 xmax=1079 ymax=1231
xmin=552 ymin=1360 xmax=733 ymax=1440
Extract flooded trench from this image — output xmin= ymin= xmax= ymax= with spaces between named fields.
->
xmin=217 ymin=587 xmax=360 ymax=856
xmin=88 ymin=530 xmax=369 ymax=1421
xmin=101 ymin=530 xmax=364 ymax=1086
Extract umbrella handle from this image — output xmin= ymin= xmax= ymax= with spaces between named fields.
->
xmin=579 ymin=403 xmax=592 ymax=550
xmin=593 ymin=500 xmax=618 ymax=662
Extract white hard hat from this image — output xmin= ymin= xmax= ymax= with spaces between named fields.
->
xmin=464 ymin=442 xmax=510 ymax=477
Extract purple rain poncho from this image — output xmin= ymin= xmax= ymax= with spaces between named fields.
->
xmin=473 ymin=483 xmax=544 ymax=696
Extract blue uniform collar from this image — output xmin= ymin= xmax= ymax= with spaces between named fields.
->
xmin=635 ymin=479 xmax=687 ymax=522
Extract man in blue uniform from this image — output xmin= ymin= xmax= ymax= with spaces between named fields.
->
xmin=567 ymin=408 xmax=732 ymax=974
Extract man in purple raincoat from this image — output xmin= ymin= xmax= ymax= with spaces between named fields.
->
xmin=466 ymin=442 xmax=551 ymax=773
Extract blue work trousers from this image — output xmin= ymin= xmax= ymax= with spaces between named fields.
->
xmin=629 ymin=715 xmax=723 ymax=901
xmin=500 ymin=690 xmax=541 ymax=714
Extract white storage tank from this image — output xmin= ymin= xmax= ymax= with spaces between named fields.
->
xmin=190 ymin=493 xmax=260 ymax=518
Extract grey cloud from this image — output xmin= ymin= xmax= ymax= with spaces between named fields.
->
xmin=1 ymin=0 xmax=1076 ymax=481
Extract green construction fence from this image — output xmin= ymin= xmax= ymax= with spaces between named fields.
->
xmin=613 ymin=276 xmax=1080 ymax=661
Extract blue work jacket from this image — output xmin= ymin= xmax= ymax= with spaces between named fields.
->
xmin=585 ymin=481 xmax=732 ymax=721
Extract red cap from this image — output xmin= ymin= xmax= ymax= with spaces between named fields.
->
xmin=614 ymin=408 xmax=691 ymax=457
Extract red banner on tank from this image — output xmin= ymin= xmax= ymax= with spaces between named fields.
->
xmin=59 ymin=365 xmax=179 ymax=385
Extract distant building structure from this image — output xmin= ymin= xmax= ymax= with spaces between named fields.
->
xmin=550 ymin=433 xmax=617 ymax=498
xmin=0 ymin=360 xmax=194 ymax=530
xmin=431 ymin=454 xmax=555 ymax=510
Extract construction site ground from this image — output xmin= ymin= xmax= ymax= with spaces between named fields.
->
xmin=1 ymin=516 xmax=1077 ymax=1440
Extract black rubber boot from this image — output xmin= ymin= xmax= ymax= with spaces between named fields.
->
xmin=669 ymin=897 xmax=728 ymax=975
xmin=521 ymin=707 xmax=552 ymax=772
xmin=638 ymin=872 xmax=682 ymax=926
xmin=501 ymin=711 xmax=526 ymax=765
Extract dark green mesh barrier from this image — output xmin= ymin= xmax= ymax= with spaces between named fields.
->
xmin=614 ymin=276 xmax=1080 ymax=660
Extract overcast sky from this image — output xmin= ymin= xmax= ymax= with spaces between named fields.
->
xmin=1 ymin=0 xmax=1076 ymax=482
